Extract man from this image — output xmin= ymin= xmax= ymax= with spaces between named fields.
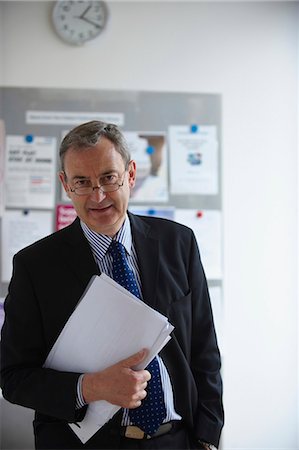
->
xmin=1 ymin=121 xmax=224 ymax=450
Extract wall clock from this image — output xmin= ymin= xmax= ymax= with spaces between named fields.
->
xmin=52 ymin=1 xmax=109 ymax=46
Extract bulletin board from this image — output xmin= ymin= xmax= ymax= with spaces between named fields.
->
xmin=0 ymin=86 xmax=222 ymax=344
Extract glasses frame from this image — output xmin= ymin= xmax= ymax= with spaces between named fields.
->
xmin=67 ymin=169 xmax=128 ymax=196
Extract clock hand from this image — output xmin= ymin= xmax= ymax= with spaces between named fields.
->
xmin=75 ymin=4 xmax=101 ymax=28
xmin=78 ymin=3 xmax=92 ymax=19
xmin=78 ymin=16 xmax=101 ymax=28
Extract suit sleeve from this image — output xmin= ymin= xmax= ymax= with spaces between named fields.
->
xmin=188 ymin=231 xmax=224 ymax=446
xmin=0 ymin=252 xmax=86 ymax=423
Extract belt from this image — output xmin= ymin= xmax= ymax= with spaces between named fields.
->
xmin=122 ymin=422 xmax=176 ymax=440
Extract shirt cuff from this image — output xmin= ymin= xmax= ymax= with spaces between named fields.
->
xmin=198 ymin=441 xmax=217 ymax=450
xmin=76 ymin=374 xmax=87 ymax=409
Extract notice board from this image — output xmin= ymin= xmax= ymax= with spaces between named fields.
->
xmin=0 ymin=86 xmax=223 ymax=344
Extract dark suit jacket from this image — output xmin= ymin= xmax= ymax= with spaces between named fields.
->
xmin=0 ymin=213 xmax=224 ymax=449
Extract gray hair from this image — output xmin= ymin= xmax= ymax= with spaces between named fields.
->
xmin=59 ymin=120 xmax=131 ymax=172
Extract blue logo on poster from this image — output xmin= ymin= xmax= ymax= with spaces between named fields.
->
xmin=187 ymin=153 xmax=202 ymax=165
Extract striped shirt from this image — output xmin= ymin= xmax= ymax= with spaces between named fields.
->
xmin=77 ymin=215 xmax=181 ymax=425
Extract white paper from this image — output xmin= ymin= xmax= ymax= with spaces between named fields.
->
xmin=0 ymin=120 xmax=5 ymax=216
xmin=124 ymin=132 xmax=168 ymax=202
xmin=169 ymin=125 xmax=218 ymax=195
xmin=174 ymin=209 xmax=222 ymax=280
xmin=44 ymin=273 xmax=174 ymax=443
xmin=4 ymin=135 xmax=57 ymax=209
xmin=26 ymin=111 xmax=124 ymax=127
xmin=1 ymin=210 xmax=53 ymax=282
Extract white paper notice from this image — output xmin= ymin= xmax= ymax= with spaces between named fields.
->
xmin=169 ymin=125 xmax=218 ymax=195
xmin=1 ymin=210 xmax=53 ymax=282
xmin=174 ymin=209 xmax=222 ymax=280
xmin=124 ymin=132 xmax=168 ymax=202
xmin=26 ymin=111 xmax=124 ymax=127
xmin=44 ymin=273 xmax=174 ymax=443
xmin=4 ymin=135 xmax=57 ymax=208
xmin=0 ymin=120 xmax=5 ymax=216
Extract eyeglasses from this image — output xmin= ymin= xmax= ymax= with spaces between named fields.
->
xmin=68 ymin=171 xmax=127 ymax=196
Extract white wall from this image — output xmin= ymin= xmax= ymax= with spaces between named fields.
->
xmin=297 ymin=4 xmax=299 ymax=448
xmin=0 ymin=3 xmax=4 ymax=86
xmin=1 ymin=1 xmax=298 ymax=449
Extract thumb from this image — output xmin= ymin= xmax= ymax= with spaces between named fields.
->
xmin=120 ymin=349 xmax=148 ymax=368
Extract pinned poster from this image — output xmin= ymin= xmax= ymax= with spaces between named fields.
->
xmin=124 ymin=132 xmax=168 ymax=202
xmin=0 ymin=120 xmax=5 ymax=216
xmin=169 ymin=125 xmax=218 ymax=195
xmin=174 ymin=209 xmax=222 ymax=280
xmin=4 ymin=135 xmax=57 ymax=209
xmin=60 ymin=129 xmax=72 ymax=203
xmin=26 ymin=111 xmax=124 ymax=127
xmin=129 ymin=205 xmax=175 ymax=220
xmin=56 ymin=204 xmax=77 ymax=230
xmin=1 ymin=210 xmax=53 ymax=282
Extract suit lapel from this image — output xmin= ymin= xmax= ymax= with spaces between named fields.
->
xmin=128 ymin=213 xmax=160 ymax=309
xmin=62 ymin=215 xmax=160 ymax=309
xmin=60 ymin=217 xmax=100 ymax=289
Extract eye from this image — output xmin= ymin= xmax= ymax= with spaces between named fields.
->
xmin=101 ymin=174 xmax=118 ymax=185
xmin=74 ymin=179 xmax=92 ymax=188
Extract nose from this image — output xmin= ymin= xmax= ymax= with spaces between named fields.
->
xmin=90 ymin=186 xmax=107 ymax=201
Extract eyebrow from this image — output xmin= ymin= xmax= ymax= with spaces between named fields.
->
xmin=71 ymin=170 xmax=119 ymax=181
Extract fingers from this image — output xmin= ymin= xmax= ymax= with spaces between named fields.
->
xmin=82 ymin=350 xmax=151 ymax=407
xmin=128 ymin=387 xmax=148 ymax=409
xmin=131 ymin=369 xmax=151 ymax=386
xmin=120 ymin=348 xmax=148 ymax=368
xmin=117 ymin=349 xmax=152 ymax=387
xmin=139 ymin=380 xmax=149 ymax=390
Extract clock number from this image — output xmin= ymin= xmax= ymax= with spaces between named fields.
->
xmin=62 ymin=4 xmax=71 ymax=12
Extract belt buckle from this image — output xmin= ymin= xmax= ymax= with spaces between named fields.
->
xmin=125 ymin=426 xmax=146 ymax=440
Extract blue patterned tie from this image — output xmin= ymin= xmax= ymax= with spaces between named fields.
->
xmin=109 ymin=240 xmax=166 ymax=436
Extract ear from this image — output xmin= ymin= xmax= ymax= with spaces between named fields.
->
xmin=127 ymin=160 xmax=136 ymax=188
xmin=58 ymin=171 xmax=71 ymax=199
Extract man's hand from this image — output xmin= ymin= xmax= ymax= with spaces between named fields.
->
xmin=82 ymin=349 xmax=151 ymax=408
xmin=199 ymin=442 xmax=217 ymax=450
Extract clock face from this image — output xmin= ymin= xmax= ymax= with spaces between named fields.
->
xmin=52 ymin=1 xmax=108 ymax=46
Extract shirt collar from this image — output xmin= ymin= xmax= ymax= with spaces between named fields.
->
xmin=80 ymin=215 xmax=132 ymax=261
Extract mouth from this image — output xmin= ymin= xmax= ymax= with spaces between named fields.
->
xmin=88 ymin=204 xmax=113 ymax=213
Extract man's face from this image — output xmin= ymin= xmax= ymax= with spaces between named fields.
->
xmin=59 ymin=137 xmax=136 ymax=236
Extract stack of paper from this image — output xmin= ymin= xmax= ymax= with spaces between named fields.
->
xmin=44 ymin=273 xmax=174 ymax=443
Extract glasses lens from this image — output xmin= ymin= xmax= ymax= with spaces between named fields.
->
xmin=72 ymin=175 xmax=125 ymax=195
xmin=75 ymin=187 xmax=93 ymax=195
xmin=101 ymin=184 xmax=120 ymax=193
xmin=74 ymin=184 xmax=122 ymax=195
